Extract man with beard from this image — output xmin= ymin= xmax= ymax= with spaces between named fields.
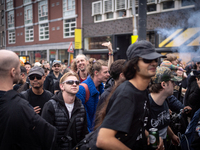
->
xmin=76 ymin=59 xmax=110 ymax=132
xmin=0 ymin=50 xmax=57 ymax=150
xmin=76 ymin=54 xmax=89 ymax=82
xmin=21 ymin=66 xmax=53 ymax=115
xmin=44 ymin=60 xmax=63 ymax=93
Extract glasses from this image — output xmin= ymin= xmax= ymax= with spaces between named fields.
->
xmin=62 ymin=80 xmax=80 ymax=85
xmin=140 ymin=58 xmax=158 ymax=64
xmin=29 ymin=75 xmax=42 ymax=80
xmin=197 ymin=62 xmax=200 ymax=64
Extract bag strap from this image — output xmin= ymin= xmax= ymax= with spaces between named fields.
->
xmin=80 ymin=83 xmax=90 ymax=104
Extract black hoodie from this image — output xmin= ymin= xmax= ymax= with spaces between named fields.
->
xmin=42 ymin=91 xmax=88 ymax=150
xmin=0 ymin=90 xmax=57 ymax=150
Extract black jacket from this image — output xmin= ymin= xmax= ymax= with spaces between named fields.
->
xmin=44 ymin=70 xmax=62 ymax=93
xmin=41 ymin=91 xmax=88 ymax=150
xmin=0 ymin=90 xmax=57 ymax=150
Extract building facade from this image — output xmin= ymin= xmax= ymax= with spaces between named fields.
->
xmin=82 ymin=0 xmax=198 ymax=61
xmin=5 ymin=0 xmax=82 ymax=65
xmin=0 ymin=0 xmax=5 ymax=49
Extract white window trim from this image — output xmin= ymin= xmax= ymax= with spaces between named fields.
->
xmin=63 ymin=0 xmax=76 ymax=17
xmin=25 ymin=26 xmax=34 ymax=42
xmin=115 ymin=0 xmax=127 ymax=11
xmin=8 ymin=30 xmax=15 ymax=44
xmin=38 ymin=0 xmax=48 ymax=22
xmin=39 ymin=23 xmax=49 ymax=41
xmin=63 ymin=18 xmax=76 ymax=38
xmin=103 ymin=0 xmax=114 ymax=14
xmin=92 ymin=1 xmax=102 ymax=16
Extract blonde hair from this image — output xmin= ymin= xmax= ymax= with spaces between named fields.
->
xmin=59 ymin=72 xmax=79 ymax=84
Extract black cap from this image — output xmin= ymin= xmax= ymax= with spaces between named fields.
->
xmin=126 ymin=40 xmax=165 ymax=60
xmin=24 ymin=61 xmax=32 ymax=66
xmin=28 ymin=66 xmax=44 ymax=77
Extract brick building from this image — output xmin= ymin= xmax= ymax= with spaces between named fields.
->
xmin=5 ymin=0 xmax=82 ymax=64
xmin=82 ymin=0 xmax=199 ymax=61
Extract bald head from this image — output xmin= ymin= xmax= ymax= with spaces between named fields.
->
xmin=0 ymin=50 xmax=20 ymax=76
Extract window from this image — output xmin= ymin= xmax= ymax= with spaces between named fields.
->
xmin=6 ymin=0 xmax=13 ymax=10
xmin=63 ymin=0 xmax=75 ymax=17
xmin=38 ymin=0 xmax=48 ymax=21
xmin=23 ymin=0 xmax=31 ymax=4
xmin=24 ymin=5 xmax=32 ymax=24
xmin=181 ymin=0 xmax=194 ymax=7
xmin=163 ymin=1 xmax=174 ymax=10
xmin=7 ymin=10 xmax=14 ymax=28
xmin=115 ymin=0 xmax=126 ymax=17
xmin=1 ymin=0 xmax=4 ymax=4
xmin=39 ymin=23 xmax=49 ymax=40
xmin=8 ymin=30 xmax=15 ymax=44
xmin=92 ymin=1 xmax=102 ymax=21
xmin=147 ymin=0 xmax=157 ymax=12
xmin=147 ymin=4 xmax=156 ymax=12
xmin=25 ymin=26 xmax=34 ymax=42
xmin=63 ymin=18 xmax=76 ymax=38
xmin=103 ymin=0 xmax=114 ymax=19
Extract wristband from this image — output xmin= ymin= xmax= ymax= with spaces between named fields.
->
xmin=108 ymin=52 xmax=113 ymax=55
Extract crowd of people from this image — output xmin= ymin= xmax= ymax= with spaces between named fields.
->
xmin=0 ymin=40 xmax=200 ymax=150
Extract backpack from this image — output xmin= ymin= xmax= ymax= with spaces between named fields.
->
xmin=180 ymin=108 xmax=200 ymax=150
xmin=80 ymin=83 xmax=90 ymax=104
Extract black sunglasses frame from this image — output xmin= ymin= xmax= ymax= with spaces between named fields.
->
xmin=140 ymin=58 xmax=158 ymax=64
xmin=29 ymin=75 xmax=42 ymax=80
xmin=62 ymin=80 xmax=80 ymax=85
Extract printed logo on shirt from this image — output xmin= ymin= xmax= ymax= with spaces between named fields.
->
xmin=151 ymin=110 xmax=170 ymax=127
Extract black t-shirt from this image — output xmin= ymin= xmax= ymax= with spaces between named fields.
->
xmin=148 ymin=94 xmax=170 ymax=139
xmin=0 ymin=91 xmax=6 ymax=98
xmin=101 ymin=80 xmax=149 ymax=149
xmin=27 ymin=89 xmax=53 ymax=115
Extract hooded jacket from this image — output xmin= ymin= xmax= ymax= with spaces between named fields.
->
xmin=0 ymin=90 xmax=57 ymax=150
xmin=44 ymin=70 xmax=62 ymax=93
xmin=41 ymin=91 xmax=88 ymax=150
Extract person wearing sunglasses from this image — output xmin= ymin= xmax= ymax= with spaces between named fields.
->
xmin=42 ymin=72 xmax=88 ymax=150
xmin=0 ymin=50 xmax=57 ymax=150
xmin=21 ymin=66 xmax=53 ymax=115
xmin=96 ymin=40 xmax=165 ymax=150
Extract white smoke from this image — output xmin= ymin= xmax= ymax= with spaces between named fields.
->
xmin=156 ymin=10 xmax=200 ymax=63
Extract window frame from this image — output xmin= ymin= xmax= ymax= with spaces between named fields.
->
xmin=6 ymin=0 xmax=13 ymax=10
xmin=8 ymin=29 xmax=15 ymax=44
xmin=38 ymin=0 xmax=48 ymax=22
xmin=25 ymin=26 xmax=34 ymax=42
xmin=7 ymin=10 xmax=14 ymax=28
xmin=39 ymin=23 xmax=49 ymax=41
xmin=63 ymin=0 xmax=76 ymax=17
xmin=63 ymin=18 xmax=76 ymax=38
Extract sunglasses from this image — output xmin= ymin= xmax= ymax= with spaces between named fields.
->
xmin=29 ymin=75 xmax=42 ymax=80
xmin=140 ymin=58 xmax=158 ymax=64
xmin=197 ymin=62 xmax=200 ymax=64
xmin=62 ymin=80 xmax=80 ymax=85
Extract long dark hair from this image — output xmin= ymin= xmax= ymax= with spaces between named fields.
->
xmin=123 ymin=57 xmax=139 ymax=80
xmin=94 ymin=57 xmax=139 ymax=129
xmin=94 ymin=80 xmax=124 ymax=130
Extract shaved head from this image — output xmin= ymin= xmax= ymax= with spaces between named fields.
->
xmin=0 ymin=50 xmax=20 ymax=76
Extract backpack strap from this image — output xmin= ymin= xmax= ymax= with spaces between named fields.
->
xmin=80 ymin=83 xmax=90 ymax=104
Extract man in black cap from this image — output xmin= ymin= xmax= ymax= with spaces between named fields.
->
xmin=21 ymin=66 xmax=53 ymax=115
xmin=96 ymin=40 xmax=165 ymax=150
xmin=44 ymin=60 xmax=63 ymax=93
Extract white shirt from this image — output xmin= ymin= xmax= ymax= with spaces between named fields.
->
xmin=65 ymin=102 xmax=74 ymax=119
